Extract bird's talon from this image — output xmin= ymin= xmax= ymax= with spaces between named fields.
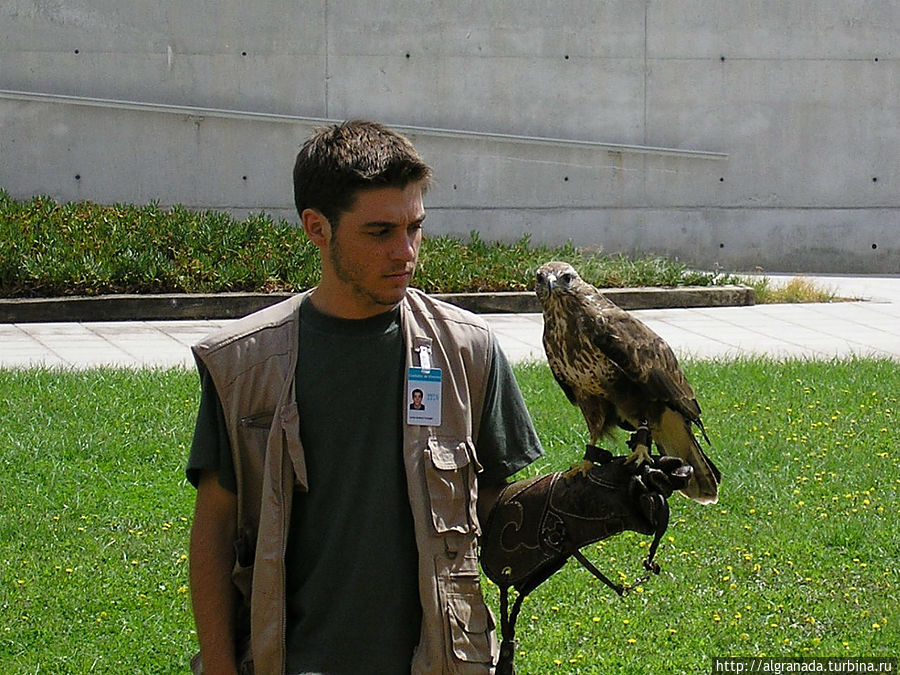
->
xmin=625 ymin=444 xmax=653 ymax=468
xmin=563 ymin=460 xmax=594 ymax=481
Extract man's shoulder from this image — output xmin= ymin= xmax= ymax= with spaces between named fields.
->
xmin=404 ymin=288 xmax=490 ymax=334
xmin=193 ymin=292 xmax=308 ymax=358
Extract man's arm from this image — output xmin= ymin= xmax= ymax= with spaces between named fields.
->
xmin=477 ymin=482 xmax=507 ymax=526
xmin=189 ymin=470 xmax=239 ymax=675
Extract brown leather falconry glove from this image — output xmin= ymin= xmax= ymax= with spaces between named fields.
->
xmin=480 ymin=447 xmax=692 ymax=675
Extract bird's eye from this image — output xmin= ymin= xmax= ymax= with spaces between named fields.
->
xmin=561 ymin=272 xmax=574 ymax=284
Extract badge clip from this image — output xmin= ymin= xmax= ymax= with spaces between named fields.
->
xmin=415 ymin=339 xmax=433 ymax=373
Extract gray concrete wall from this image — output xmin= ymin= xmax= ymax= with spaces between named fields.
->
xmin=1 ymin=1 xmax=897 ymax=273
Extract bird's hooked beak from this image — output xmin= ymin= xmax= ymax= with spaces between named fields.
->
xmin=535 ymin=266 xmax=565 ymax=302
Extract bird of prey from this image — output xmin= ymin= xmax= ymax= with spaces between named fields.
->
xmin=535 ymin=261 xmax=721 ymax=504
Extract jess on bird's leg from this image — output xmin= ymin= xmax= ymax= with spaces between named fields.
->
xmin=625 ymin=423 xmax=653 ymax=467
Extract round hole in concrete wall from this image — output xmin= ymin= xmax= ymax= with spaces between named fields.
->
xmin=872 ymin=243 xmax=878 ymax=250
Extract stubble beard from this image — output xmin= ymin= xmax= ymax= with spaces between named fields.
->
xmin=329 ymin=235 xmax=413 ymax=310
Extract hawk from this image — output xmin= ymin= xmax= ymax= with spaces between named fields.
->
xmin=535 ymin=261 xmax=721 ymax=504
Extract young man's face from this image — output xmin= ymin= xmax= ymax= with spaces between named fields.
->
xmin=305 ymin=182 xmax=426 ymax=319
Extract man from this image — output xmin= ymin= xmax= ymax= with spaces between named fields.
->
xmin=187 ymin=120 xmax=543 ymax=674
xmin=409 ymin=389 xmax=425 ymax=410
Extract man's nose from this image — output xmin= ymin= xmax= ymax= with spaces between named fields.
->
xmin=391 ymin=230 xmax=419 ymax=261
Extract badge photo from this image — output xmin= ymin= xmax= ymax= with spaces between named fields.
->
xmin=407 ymin=367 xmax=442 ymax=426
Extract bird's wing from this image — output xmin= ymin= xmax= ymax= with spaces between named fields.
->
xmin=551 ymin=367 xmax=578 ymax=406
xmin=584 ymin=300 xmax=721 ymax=501
xmin=582 ymin=300 xmax=707 ymax=437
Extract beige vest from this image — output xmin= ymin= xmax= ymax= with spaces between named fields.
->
xmin=192 ymin=289 xmax=498 ymax=674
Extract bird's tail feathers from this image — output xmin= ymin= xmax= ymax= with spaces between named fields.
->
xmin=655 ymin=409 xmax=720 ymax=504
xmin=678 ymin=433 xmax=720 ymax=504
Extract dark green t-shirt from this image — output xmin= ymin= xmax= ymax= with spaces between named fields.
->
xmin=187 ymin=296 xmax=543 ymax=673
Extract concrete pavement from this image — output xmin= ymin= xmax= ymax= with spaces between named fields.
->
xmin=2 ymin=275 xmax=899 ymax=369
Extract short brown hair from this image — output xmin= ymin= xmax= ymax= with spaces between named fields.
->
xmin=293 ymin=120 xmax=433 ymax=226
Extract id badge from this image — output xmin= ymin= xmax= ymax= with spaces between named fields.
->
xmin=407 ymin=367 xmax=442 ymax=426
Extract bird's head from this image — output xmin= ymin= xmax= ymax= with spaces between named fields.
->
xmin=535 ymin=261 xmax=581 ymax=303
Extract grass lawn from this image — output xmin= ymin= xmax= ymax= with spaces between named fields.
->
xmin=1 ymin=360 xmax=897 ymax=673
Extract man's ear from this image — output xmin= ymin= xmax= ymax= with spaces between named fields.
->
xmin=301 ymin=208 xmax=332 ymax=247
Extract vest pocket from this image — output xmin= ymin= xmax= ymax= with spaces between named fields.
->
xmin=424 ymin=437 xmax=480 ymax=534
xmin=238 ymin=410 xmax=275 ymax=461
xmin=448 ymin=592 xmax=494 ymax=663
xmin=438 ymin=564 xmax=496 ymax=666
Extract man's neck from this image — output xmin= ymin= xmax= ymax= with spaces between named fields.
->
xmin=307 ymin=285 xmax=403 ymax=320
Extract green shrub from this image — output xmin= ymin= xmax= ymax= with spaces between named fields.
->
xmin=0 ymin=191 xmax=736 ymax=297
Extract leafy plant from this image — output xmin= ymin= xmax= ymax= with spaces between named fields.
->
xmin=1 ymin=192 xmax=738 ymax=298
